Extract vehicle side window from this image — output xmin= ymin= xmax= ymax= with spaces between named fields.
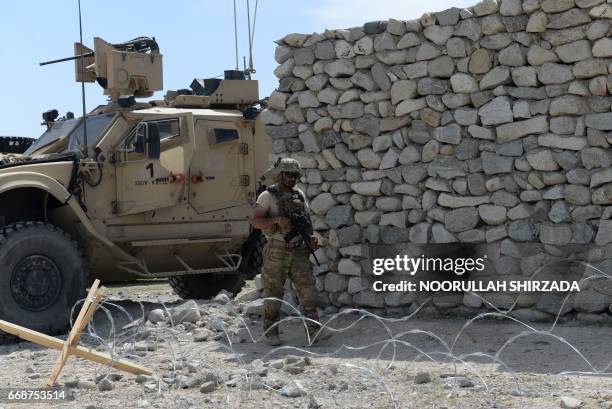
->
xmin=208 ymin=128 xmax=240 ymax=146
xmin=123 ymin=118 xmax=180 ymax=160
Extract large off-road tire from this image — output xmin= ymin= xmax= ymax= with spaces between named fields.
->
xmin=0 ymin=222 xmax=88 ymax=338
xmin=168 ymin=231 xmax=266 ymax=299
xmin=0 ymin=136 xmax=34 ymax=154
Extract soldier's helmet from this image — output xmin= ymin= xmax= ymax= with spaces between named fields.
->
xmin=278 ymin=158 xmax=301 ymax=174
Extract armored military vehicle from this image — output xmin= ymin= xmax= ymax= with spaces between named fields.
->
xmin=0 ymin=37 xmax=271 ymax=334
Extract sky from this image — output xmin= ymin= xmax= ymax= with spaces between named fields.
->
xmin=0 ymin=0 xmax=476 ymax=138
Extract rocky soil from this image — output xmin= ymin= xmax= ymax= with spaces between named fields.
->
xmin=0 ymin=280 xmax=611 ymax=409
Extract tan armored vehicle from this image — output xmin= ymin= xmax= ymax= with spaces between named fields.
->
xmin=0 ymin=37 xmax=271 ymax=334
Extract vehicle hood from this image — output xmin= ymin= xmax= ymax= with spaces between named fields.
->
xmin=0 ymin=152 xmax=78 ymax=170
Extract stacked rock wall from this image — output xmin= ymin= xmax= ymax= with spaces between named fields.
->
xmin=263 ymin=0 xmax=612 ymax=321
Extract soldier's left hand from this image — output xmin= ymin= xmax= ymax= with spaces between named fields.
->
xmin=309 ymin=235 xmax=319 ymax=250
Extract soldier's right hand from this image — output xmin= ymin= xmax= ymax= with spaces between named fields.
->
xmin=276 ymin=217 xmax=292 ymax=233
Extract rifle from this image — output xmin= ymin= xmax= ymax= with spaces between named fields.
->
xmin=284 ymin=208 xmax=320 ymax=266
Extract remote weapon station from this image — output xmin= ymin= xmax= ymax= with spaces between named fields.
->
xmin=0 ymin=36 xmax=272 ymax=334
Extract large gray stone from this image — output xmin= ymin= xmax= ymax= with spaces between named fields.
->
xmin=527 ymin=11 xmax=547 ymax=32
xmin=550 ymin=96 xmax=587 ymax=116
xmin=496 ymin=116 xmax=548 ymax=143
xmin=474 ymin=0 xmax=499 ymax=16
xmin=540 ymin=224 xmax=572 ymax=245
xmin=315 ymin=41 xmax=336 ymax=60
xmin=428 ymin=56 xmax=455 ymax=78
xmin=371 ymin=63 xmax=391 ymax=91
xmin=390 ymin=80 xmax=418 ymax=105
xmin=479 ymin=205 xmax=507 ymax=225
xmin=416 ymin=42 xmax=442 ymax=61
xmin=325 ymin=274 xmax=348 ymax=292
xmin=380 ymin=226 xmax=411 ymax=244
xmin=352 ymin=115 xmax=381 ymax=137
xmin=581 ymin=147 xmax=611 ymax=169
xmin=591 ymin=168 xmax=612 ymax=188
xmin=592 ymin=38 xmax=612 ymax=57
xmin=450 ymin=73 xmax=478 ymax=93
xmin=500 ymin=0 xmax=522 ymax=15
xmin=592 ymin=184 xmax=612 ymax=204
xmin=478 ymin=96 xmax=513 ymax=126
xmin=433 ymin=124 xmax=462 ymax=145
xmin=469 ymin=49 xmax=492 ymax=74
xmin=455 ymin=20 xmax=483 ymax=41
xmin=351 ymin=181 xmax=382 ymax=196
xmin=326 ymin=205 xmax=354 ymax=229
xmin=424 ymin=26 xmax=454 ymax=45
xmin=595 ymin=219 xmax=612 ymax=245
xmin=526 ymin=149 xmax=559 ymax=171
xmin=508 ymin=220 xmax=539 ymax=241
xmin=482 ymin=152 xmax=514 ymax=175
xmin=554 ymin=40 xmax=592 ymax=63
xmin=527 ymin=45 xmax=560 ymax=66
xmin=538 ymin=63 xmax=574 ymax=84
xmin=547 ymin=9 xmax=591 ymax=30
xmin=542 ymin=0 xmax=574 ymax=13
xmin=445 ymin=207 xmax=479 ymax=233
xmin=432 ymin=224 xmax=458 ymax=243
xmin=310 ymin=193 xmax=337 ymax=215
xmin=396 ymin=99 xmax=427 ymax=116
xmin=498 ymin=43 xmax=525 ymax=66
xmin=481 ymin=34 xmax=512 ymax=50
xmin=418 ymin=78 xmax=449 ymax=95
xmin=573 ymin=289 xmax=610 ymax=313
xmin=480 ymin=67 xmax=512 ymax=90
xmin=325 ymin=60 xmax=356 ymax=77
xmin=585 ymin=113 xmax=612 ymax=130
xmin=538 ymin=134 xmax=587 ymax=151
xmin=397 ymin=33 xmax=421 ymax=49
xmin=438 ymin=193 xmax=490 ymax=208
xmin=328 ymin=102 xmax=365 ymax=119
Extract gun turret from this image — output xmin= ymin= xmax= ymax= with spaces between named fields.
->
xmin=41 ymin=37 xmax=163 ymax=102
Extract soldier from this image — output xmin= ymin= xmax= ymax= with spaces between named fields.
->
xmin=251 ymin=158 xmax=331 ymax=346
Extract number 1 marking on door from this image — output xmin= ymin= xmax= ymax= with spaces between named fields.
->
xmin=146 ymin=163 xmax=154 ymax=178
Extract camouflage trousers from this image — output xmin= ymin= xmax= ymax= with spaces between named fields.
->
xmin=261 ymin=240 xmax=321 ymax=337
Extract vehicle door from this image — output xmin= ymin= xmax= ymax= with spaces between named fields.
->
xmin=189 ymin=119 xmax=252 ymax=214
xmin=113 ymin=114 xmax=192 ymax=216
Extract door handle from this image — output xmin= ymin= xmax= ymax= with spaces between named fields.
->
xmin=191 ymin=171 xmax=204 ymax=184
xmin=169 ymin=172 xmax=185 ymax=184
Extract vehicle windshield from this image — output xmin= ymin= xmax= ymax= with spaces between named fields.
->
xmin=24 ymin=113 xmax=115 ymax=155
xmin=24 ymin=119 xmax=80 ymax=155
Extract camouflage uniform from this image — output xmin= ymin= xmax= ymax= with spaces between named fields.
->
xmin=255 ymin=161 xmax=322 ymax=338
xmin=260 ymin=239 xmax=320 ymax=337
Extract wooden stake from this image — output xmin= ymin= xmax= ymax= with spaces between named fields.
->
xmin=0 ymin=278 xmax=153 ymax=387
xmin=0 ymin=320 xmax=152 ymax=375
xmin=46 ymin=279 xmax=103 ymax=387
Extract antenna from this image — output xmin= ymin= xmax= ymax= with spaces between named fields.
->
xmin=245 ymin=0 xmax=258 ymax=79
xmin=233 ymin=0 xmax=239 ymax=70
xmin=77 ymin=0 xmax=88 ymax=157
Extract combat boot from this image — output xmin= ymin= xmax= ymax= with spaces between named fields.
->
xmin=265 ymin=333 xmax=282 ymax=346
xmin=307 ymin=326 xmax=332 ymax=344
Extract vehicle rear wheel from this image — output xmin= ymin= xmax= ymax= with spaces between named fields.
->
xmin=168 ymin=231 xmax=266 ymax=299
xmin=168 ymin=273 xmax=245 ymax=299
xmin=0 ymin=222 xmax=88 ymax=336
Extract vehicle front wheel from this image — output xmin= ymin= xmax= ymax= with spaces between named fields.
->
xmin=0 ymin=222 xmax=88 ymax=335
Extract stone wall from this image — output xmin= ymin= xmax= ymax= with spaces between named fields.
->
xmin=263 ymin=0 xmax=612 ymax=322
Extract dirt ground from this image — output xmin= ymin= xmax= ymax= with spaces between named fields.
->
xmin=0 ymin=280 xmax=611 ymax=409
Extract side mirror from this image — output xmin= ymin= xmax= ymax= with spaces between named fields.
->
xmin=146 ymin=123 xmax=161 ymax=160
xmin=134 ymin=124 xmax=146 ymax=154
